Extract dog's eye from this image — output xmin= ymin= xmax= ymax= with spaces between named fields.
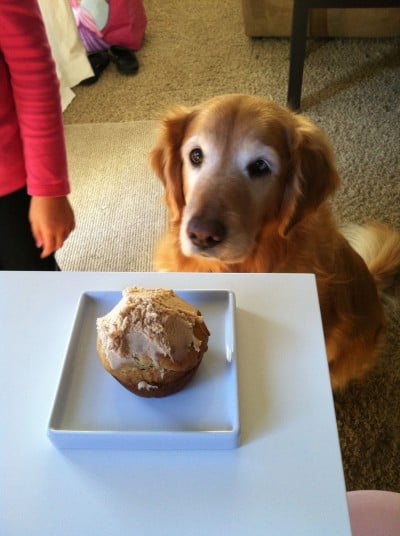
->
xmin=189 ymin=148 xmax=203 ymax=166
xmin=247 ymin=159 xmax=271 ymax=178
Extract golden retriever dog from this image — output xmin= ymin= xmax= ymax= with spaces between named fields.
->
xmin=150 ymin=94 xmax=400 ymax=390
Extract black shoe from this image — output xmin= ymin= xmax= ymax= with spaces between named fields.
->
xmin=108 ymin=45 xmax=139 ymax=75
xmin=81 ymin=51 xmax=110 ymax=85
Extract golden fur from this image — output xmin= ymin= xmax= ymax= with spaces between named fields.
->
xmin=150 ymin=94 xmax=400 ymax=390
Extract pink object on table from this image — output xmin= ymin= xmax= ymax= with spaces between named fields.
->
xmin=347 ymin=490 xmax=400 ymax=535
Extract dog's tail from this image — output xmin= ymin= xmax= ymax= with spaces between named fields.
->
xmin=341 ymin=221 xmax=400 ymax=292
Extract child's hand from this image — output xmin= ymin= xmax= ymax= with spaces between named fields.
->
xmin=29 ymin=196 xmax=75 ymax=258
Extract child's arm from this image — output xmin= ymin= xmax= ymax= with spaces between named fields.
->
xmin=0 ymin=1 xmax=71 ymax=199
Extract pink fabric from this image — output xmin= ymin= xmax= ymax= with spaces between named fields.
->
xmin=347 ymin=490 xmax=400 ymax=536
xmin=71 ymin=2 xmax=109 ymax=53
xmin=102 ymin=0 xmax=147 ymax=51
xmin=0 ymin=0 xmax=69 ymax=198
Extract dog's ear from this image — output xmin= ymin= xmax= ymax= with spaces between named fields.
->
xmin=279 ymin=115 xmax=340 ymax=237
xmin=150 ymin=106 xmax=193 ymax=224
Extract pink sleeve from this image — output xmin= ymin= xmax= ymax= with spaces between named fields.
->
xmin=0 ymin=0 xmax=70 ymax=197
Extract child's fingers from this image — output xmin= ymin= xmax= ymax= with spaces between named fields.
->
xmin=30 ymin=224 xmax=42 ymax=249
xmin=39 ymin=236 xmax=56 ymax=258
xmin=40 ymin=230 xmax=66 ymax=258
xmin=40 ymin=227 xmax=72 ymax=258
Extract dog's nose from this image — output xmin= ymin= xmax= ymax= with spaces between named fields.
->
xmin=187 ymin=217 xmax=226 ymax=249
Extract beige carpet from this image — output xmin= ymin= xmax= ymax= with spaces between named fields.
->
xmin=57 ymin=121 xmax=166 ymax=271
xmin=60 ymin=0 xmax=400 ymax=492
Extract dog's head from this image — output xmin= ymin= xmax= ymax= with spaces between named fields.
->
xmin=150 ymin=94 xmax=340 ymax=263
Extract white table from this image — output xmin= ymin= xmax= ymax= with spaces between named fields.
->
xmin=0 ymin=272 xmax=351 ymax=536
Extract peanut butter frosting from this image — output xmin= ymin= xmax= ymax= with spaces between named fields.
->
xmin=96 ymin=287 xmax=207 ymax=371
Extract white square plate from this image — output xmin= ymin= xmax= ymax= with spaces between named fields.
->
xmin=48 ymin=289 xmax=239 ymax=449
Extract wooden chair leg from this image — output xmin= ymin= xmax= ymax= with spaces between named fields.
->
xmin=287 ymin=0 xmax=310 ymax=111
xmin=286 ymin=0 xmax=400 ymax=110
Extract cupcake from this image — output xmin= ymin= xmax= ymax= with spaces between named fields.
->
xmin=96 ymin=287 xmax=210 ymax=397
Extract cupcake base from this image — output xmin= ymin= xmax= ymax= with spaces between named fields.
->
xmin=97 ymin=338 xmax=206 ymax=398
xmin=112 ymin=362 xmax=201 ymax=398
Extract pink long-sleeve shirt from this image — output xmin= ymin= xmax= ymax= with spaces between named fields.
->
xmin=0 ymin=0 xmax=70 ymax=197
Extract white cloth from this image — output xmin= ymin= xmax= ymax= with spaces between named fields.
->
xmin=37 ymin=0 xmax=93 ymax=110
